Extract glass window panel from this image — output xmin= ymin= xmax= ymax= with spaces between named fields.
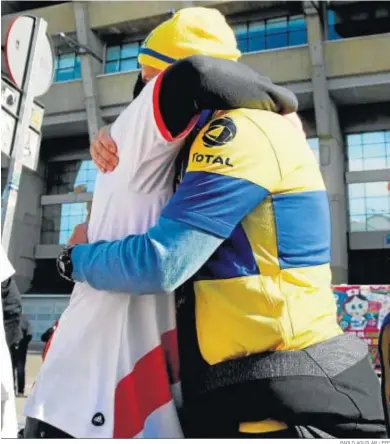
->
xmin=75 ymin=170 xmax=88 ymax=186
xmin=61 ymin=204 xmax=71 ymax=217
xmin=307 ymin=138 xmax=319 ymax=163
xmin=121 ymin=43 xmax=139 ymax=59
xmin=58 ymin=54 xmax=75 ymax=69
xmin=328 ymin=10 xmax=337 ymax=25
xmin=347 ymin=131 xmax=389 ymax=172
xmin=68 ymin=215 xmax=84 ymax=228
xmin=365 ymin=181 xmax=387 ymax=197
xmin=289 ymin=31 xmax=307 ymax=46
xmin=105 ymin=61 xmax=119 ymax=74
xmin=55 ymin=69 xmax=74 ymax=82
xmin=363 ymin=143 xmax=386 ymax=158
xmin=349 ymin=198 xmax=365 ymax=216
xmin=69 ymin=202 xmax=82 ymax=215
xmin=266 ymin=33 xmax=288 ymax=49
xmin=328 ymin=28 xmax=342 ymax=41
xmin=363 ymin=157 xmax=387 ymax=171
xmin=249 ymin=21 xmax=266 ymax=32
xmin=385 ymin=131 xmax=390 ymax=143
xmin=349 ymin=215 xmax=367 ymax=232
xmin=106 ymin=45 xmax=120 ymax=61
xmin=120 ymin=58 xmax=138 ymax=72
xmin=307 ymin=138 xmax=319 ymax=150
xmin=347 ymin=134 xmax=362 ymax=146
xmin=367 ymin=214 xmax=390 ymax=231
xmin=348 ymin=182 xmax=390 ymax=232
xmin=349 ymin=158 xmax=364 ymax=172
xmin=46 ymin=161 xmax=98 ymax=195
xmin=233 ymin=23 xmax=248 ymax=37
xmin=362 ymin=131 xmax=385 ymax=144
xmin=248 ymin=21 xmax=266 ymax=40
xmin=289 ymin=15 xmax=306 ymax=31
xmin=37 ymin=313 xmax=52 ymax=321
xmin=266 ymin=17 xmax=287 ymax=35
xmin=237 ymin=39 xmax=249 ymax=53
xmin=366 ymin=196 xmax=389 ymax=215
xmin=348 ymin=143 xmax=363 ymax=159
xmin=82 ymin=160 xmax=93 ymax=171
xmin=59 ymin=231 xmax=70 ymax=245
xmin=327 ymin=11 xmax=342 ymax=41
xmin=73 ymin=65 xmax=81 ymax=79
xmin=348 ymin=183 xmax=365 ymax=199
xmin=248 ymin=37 xmax=265 ymax=52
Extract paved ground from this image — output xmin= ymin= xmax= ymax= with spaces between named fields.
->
xmin=15 ymin=351 xmax=42 ymax=430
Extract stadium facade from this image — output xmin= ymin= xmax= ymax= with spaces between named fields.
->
xmin=1 ymin=1 xmax=389 ymax=341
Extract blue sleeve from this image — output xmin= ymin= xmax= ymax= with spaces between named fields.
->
xmin=71 ymin=217 xmax=223 ymax=294
xmin=161 ymin=171 xmax=269 ymax=238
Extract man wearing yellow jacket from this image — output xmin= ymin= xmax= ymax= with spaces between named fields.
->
xmin=59 ymin=7 xmax=386 ymax=438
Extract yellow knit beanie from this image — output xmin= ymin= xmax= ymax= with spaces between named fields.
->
xmin=138 ymin=7 xmax=241 ymax=71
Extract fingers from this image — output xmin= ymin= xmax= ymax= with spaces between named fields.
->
xmin=90 ymin=127 xmax=119 ymax=173
xmin=99 ymin=127 xmax=117 ymax=154
xmin=91 ymin=140 xmax=117 ymax=173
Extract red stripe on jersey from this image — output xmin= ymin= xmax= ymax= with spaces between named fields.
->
xmin=42 ymin=321 xmax=59 ymax=361
xmin=161 ymin=328 xmax=180 ymax=384
xmin=113 ymin=344 xmax=172 ymax=438
xmin=152 ymin=72 xmax=199 ymax=142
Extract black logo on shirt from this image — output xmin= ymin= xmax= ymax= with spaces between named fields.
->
xmin=192 ymin=152 xmax=234 ymax=167
xmin=92 ymin=412 xmax=105 ymax=427
xmin=202 ymin=117 xmax=237 ymax=148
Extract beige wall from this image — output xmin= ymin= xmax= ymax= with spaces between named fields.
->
xmin=242 ymin=46 xmax=312 ymax=84
xmin=97 ymin=71 xmax=137 ymax=109
xmin=1 ymin=3 xmax=76 ymax=37
xmin=88 ymin=1 xmax=181 ymax=29
xmin=40 ymin=80 xmax=85 ymax=115
xmin=325 ymin=33 xmax=390 ymax=78
xmin=1 ymin=0 xmax=238 ymax=37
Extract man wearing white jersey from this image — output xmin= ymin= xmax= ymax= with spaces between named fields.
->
xmin=24 ymin=8 xmax=298 ymax=439
xmin=1 ymin=244 xmax=19 ymax=438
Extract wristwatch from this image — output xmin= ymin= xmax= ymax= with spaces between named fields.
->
xmin=56 ymin=245 xmax=75 ymax=282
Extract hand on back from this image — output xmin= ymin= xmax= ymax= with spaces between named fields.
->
xmin=90 ymin=127 xmax=119 ymax=173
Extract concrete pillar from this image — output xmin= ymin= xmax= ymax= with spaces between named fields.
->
xmin=73 ymin=1 xmax=104 ymax=141
xmin=304 ymin=1 xmax=348 ymax=284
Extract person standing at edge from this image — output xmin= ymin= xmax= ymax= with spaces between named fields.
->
xmin=1 ymin=244 xmax=19 ymax=438
xmin=12 ymin=314 xmax=32 ymax=397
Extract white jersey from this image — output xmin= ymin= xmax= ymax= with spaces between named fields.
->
xmin=25 ymin=75 xmax=196 ymax=438
xmin=1 ymin=245 xmax=18 ymax=438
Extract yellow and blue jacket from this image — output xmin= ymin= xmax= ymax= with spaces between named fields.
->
xmin=173 ymin=108 xmax=342 ymax=362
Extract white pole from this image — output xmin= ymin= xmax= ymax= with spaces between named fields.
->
xmin=1 ymin=18 xmax=48 ymax=255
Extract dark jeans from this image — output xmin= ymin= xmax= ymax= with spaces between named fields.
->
xmin=24 ymin=418 xmax=73 ymax=439
xmin=10 ymin=341 xmax=28 ymax=394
